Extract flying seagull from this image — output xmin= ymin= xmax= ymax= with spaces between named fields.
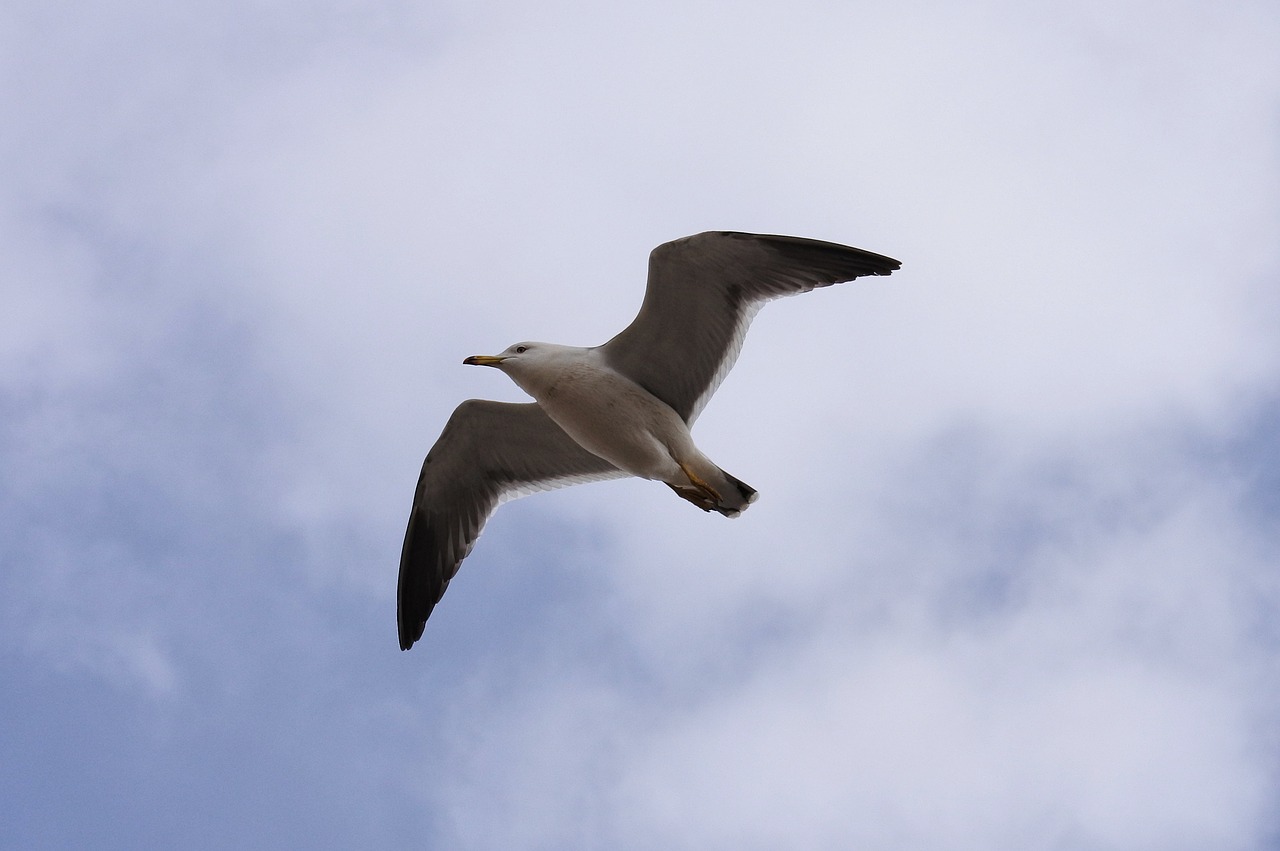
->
xmin=398 ymin=231 xmax=900 ymax=650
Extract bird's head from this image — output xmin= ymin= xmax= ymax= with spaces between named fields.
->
xmin=463 ymin=341 xmax=542 ymax=370
xmin=465 ymin=341 xmax=582 ymax=396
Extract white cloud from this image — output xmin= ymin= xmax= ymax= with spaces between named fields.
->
xmin=424 ymin=433 xmax=1279 ymax=849
xmin=2 ymin=0 xmax=1279 ymax=847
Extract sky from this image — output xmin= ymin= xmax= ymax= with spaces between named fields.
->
xmin=3 ymin=0 xmax=1280 ymax=848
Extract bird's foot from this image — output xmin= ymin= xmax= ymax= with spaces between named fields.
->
xmin=667 ymin=483 xmax=716 ymax=512
xmin=678 ymin=461 xmax=722 ymax=504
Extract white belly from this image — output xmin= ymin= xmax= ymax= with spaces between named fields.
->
xmin=535 ymin=364 xmax=692 ymax=481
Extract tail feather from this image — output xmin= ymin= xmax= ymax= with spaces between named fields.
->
xmin=713 ymin=468 xmax=758 ymax=518
xmin=668 ymin=460 xmax=759 ymax=518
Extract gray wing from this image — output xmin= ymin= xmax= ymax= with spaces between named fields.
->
xmin=598 ymin=231 xmax=900 ymax=423
xmin=397 ymin=400 xmax=623 ymax=650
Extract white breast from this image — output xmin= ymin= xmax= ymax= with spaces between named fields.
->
xmin=532 ymin=355 xmax=692 ymax=481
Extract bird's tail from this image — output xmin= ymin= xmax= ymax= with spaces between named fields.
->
xmin=668 ymin=459 xmax=759 ymax=517
xmin=712 ymin=468 xmax=758 ymax=518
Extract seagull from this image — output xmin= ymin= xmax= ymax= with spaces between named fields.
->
xmin=398 ymin=231 xmax=900 ymax=650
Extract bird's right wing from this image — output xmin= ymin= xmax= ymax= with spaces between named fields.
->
xmin=397 ymin=400 xmax=624 ymax=650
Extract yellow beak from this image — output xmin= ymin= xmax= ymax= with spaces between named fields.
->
xmin=463 ymin=355 xmax=506 ymax=367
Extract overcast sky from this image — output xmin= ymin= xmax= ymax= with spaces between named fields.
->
xmin=4 ymin=0 xmax=1280 ymax=848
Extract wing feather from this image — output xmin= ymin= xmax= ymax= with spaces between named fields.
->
xmin=397 ymin=400 xmax=623 ymax=650
xmin=598 ymin=231 xmax=900 ymax=423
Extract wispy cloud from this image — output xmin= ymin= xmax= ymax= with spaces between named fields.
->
xmin=3 ymin=0 xmax=1279 ymax=848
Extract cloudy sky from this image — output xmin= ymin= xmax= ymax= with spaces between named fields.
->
xmin=4 ymin=0 xmax=1280 ymax=847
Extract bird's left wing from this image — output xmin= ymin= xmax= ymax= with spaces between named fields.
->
xmin=398 ymin=400 xmax=623 ymax=650
xmin=599 ymin=232 xmax=900 ymax=424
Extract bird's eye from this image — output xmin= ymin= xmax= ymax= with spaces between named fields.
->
xmin=515 ymin=345 xmax=527 ymax=354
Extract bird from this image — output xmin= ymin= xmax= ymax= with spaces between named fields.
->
xmin=397 ymin=231 xmax=900 ymax=650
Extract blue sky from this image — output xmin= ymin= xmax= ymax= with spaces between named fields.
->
xmin=4 ymin=0 xmax=1280 ymax=848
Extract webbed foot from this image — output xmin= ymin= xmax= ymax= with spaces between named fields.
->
xmin=667 ymin=483 xmax=716 ymax=512
xmin=678 ymin=461 xmax=722 ymax=503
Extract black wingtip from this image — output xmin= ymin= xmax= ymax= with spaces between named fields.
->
xmin=398 ymin=619 xmax=423 ymax=651
xmin=397 ymin=590 xmax=434 ymax=650
xmin=397 ymin=596 xmax=428 ymax=651
xmin=728 ymin=231 xmax=901 ymax=280
xmin=397 ymin=506 xmax=437 ymax=652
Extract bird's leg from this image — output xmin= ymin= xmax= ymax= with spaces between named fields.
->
xmin=667 ymin=483 xmax=716 ymax=512
xmin=678 ymin=461 xmax=721 ymax=503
